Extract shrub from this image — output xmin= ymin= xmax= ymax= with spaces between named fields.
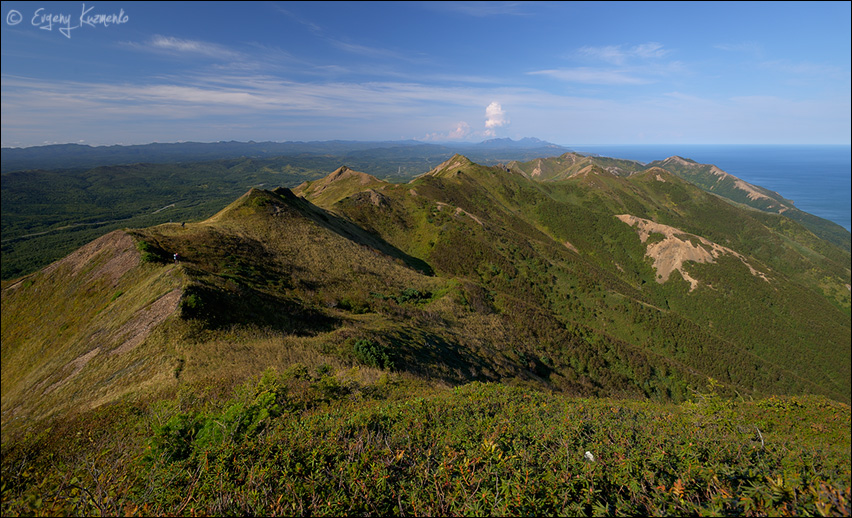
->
xmin=149 ymin=412 xmax=200 ymax=462
xmin=354 ymin=338 xmax=395 ymax=370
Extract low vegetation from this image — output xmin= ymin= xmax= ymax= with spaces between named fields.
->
xmin=1 ymin=374 xmax=849 ymax=516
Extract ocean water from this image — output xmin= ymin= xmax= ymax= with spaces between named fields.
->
xmin=570 ymin=145 xmax=851 ymax=232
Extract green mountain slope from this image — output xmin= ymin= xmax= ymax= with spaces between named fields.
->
xmin=647 ymin=155 xmax=851 ymax=251
xmin=299 ymin=156 xmax=851 ymax=402
xmin=1 ymin=230 xmax=185 ymax=425
xmin=3 ymin=155 xmax=850 ymax=516
xmin=3 ymin=154 xmax=849 ymax=430
xmin=508 ymin=151 xmax=851 ymax=252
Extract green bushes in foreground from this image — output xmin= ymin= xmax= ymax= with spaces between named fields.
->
xmin=2 ymin=376 xmax=850 ymax=516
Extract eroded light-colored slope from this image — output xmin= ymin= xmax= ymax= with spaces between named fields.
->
xmin=616 ymin=214 xmax=770 ymax=290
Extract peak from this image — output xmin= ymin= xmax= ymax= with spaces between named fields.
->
xmin=272 ymin=186 xmax=300 ymax=202
xmin=304 ymin=166 xmax=381 ymax=190
xmin=662 ymin=156 xmax=697 ymax=165
xmin=420 ymin=155 xmax=476 ymax=179
xmin=633 ymin=167 xmax=677 ymax=182
xmin=329 ymin=165 xmax=352 ymax=177
xmin=440 ymin=154 xmax=474 ymax=168
xmin=293 ymin=166 xmax=385 ymax=206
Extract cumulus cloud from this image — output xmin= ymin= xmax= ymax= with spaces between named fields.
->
xmin=449 ymin=121 xmax=472 ymax=139
xmin=422 ymin=121 xmax=472 ymax=141
xmin=484 ymin=101 xmax=508 ymax=136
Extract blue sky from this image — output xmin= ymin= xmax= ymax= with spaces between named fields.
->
xmin=2 ymin=1 xmax=850 ymax=147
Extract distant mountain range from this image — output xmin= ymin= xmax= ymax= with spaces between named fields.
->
xmin=474 ymin=137 xmax=565 ymax=149
xmin=0 ymin=138 xmax=571 ymax=173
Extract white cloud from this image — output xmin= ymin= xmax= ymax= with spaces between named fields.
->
xmin=535 ymin=43 xmax=674 ymax=86
xmin=3 ymin=62 xmax=848 ymax=146
xmin=422 ymin=121 xmax=473 ymax=141
xmin=426 ymin=1 xmax=532 ymax=17
xmin=450 ymin=121 xmax=472 ymax=138
xmin=631 ymin=42 xmax=667 ymax=59
xmin=759 ymin=59 xmax=848 ymax=81
xmin=484 ymin=101 xmax=508 ymax=136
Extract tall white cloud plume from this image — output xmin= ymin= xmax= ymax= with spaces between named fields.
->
xmin=484 ymin=101 xmax=508 ymax=136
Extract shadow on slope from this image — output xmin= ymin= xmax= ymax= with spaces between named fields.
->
xmin=271 ymin=187 xmax=434 ymax=276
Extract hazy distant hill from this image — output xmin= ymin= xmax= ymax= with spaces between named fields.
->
xmin=0 ymin=138 xmax=571 ymax=173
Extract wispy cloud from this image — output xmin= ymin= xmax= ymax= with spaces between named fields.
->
xmin=576 ymin=42 xmax=669 ymax=65
xmin=326 ymin=39 xmax=423 ymax=63
xmin=759 ymin=59 xmax=849 ymax=81
xmin=129 ymin=35 xmax=246 ymax=61
xmin=273 ymin=7 xmax=427 ymax=64
xmin=273 ymin=6 xmax=323 ymax=33
xmin=0 ymin=72 xmax=526 ymax=145
xmin=536 ymin=42 xmax=677 ymax=85
xmin=422 ymin=121 xmax=473 ymax=141
xmin=714 ymin=41 xmax=763 ymax=58
xmin=425 ymin=1 xmax=533 ymax=17
xmin=528 ymin=68 xmax=653 ymax=85
xmin=1 ymin=73 xmax=490 ymax=122
xmin=632 ymin=42 xmax=669 ymax=60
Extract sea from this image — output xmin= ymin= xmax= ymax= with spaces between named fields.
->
xmin=569 ymin=145 xmax=851 ymax=232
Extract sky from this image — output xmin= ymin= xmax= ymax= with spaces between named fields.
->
xmin=1 ymin=1 xmax=850 ymax=148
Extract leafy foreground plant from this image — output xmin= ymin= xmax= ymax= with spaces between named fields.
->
xmin=2 ymin=374 xmax=850 ymax=516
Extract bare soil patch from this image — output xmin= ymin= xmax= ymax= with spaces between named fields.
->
xmin=616 ymin=214 xmax=769 ymax=291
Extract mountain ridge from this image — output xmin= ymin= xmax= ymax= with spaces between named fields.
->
xmin=3 ymin=154 xmax=850 ymax=432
